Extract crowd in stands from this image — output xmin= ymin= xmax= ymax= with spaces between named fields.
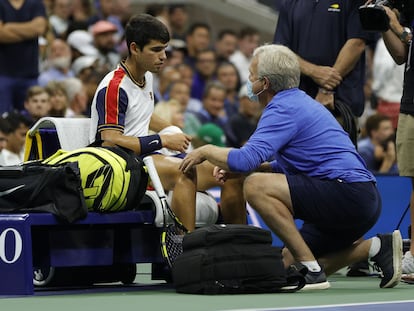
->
xmin=0 ymin=0 xmax=404 ymax=177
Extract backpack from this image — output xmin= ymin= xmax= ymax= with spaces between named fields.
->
xmin=172 ymin=224 xmax=305 ymax=294
xmin=42 ymin=146 xmax=148 ymax=212
xmin=0 ymin=161 xmax=87 ymax=223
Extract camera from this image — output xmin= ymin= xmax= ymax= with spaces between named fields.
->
xmin=359 ymin=0 xmax=414 ymax=31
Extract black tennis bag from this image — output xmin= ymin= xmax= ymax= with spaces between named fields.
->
xmin=0 ymin=161 xmax=87 ymax=223
xmin=172 ymin=224 xmax=305 ymax=294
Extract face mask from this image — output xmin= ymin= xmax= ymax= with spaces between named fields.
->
xmin=246 ymin=79 xmax=263 ymax=102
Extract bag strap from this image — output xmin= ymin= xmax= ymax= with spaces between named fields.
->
xmin=88 ymin=140 xmax=142 ymax=171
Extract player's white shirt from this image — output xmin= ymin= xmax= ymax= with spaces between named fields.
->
xmin=89 ymin=63 xmax=154 ymax=143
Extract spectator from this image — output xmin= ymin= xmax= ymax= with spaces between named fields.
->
xmin=168 ymin=4 xmax=188 ymax=42
xmin=216 ymin=61 xmax=241 ymax=119
xmin=0 ymin=112 xmax=31 ymax=166
xmin=154 ymin=65 xmax=181 ymax=103
xmin=191 ymin=49 xmax=218 ymax=101
xmin=184 ymin=22 xmax=211 ymax=69
xmin=168 ymin=81 xmax=202 ymax=135
xmin=48 ymin=0 xmax=72 ymax=38
xmin=0 ymin=118 xmax=10 ymax=152
xmin=67 ymin=30 xmax=98 ymax=62
xmin=192 ymin=122 xmax=226 ymax=149
xmin=176 ymin=62 xmax=195 ymax=90
xmin=0 ymin=0 xmax=47 ymax=114
xmin=153 ymin=99 xmax=185 ymax=131
xmin=225 ymin=84 xmax=261 ymax=148
xmin=62 ymin=77 xmax=88 ymax=117
xmin=91 ymin=20 xmax=121 ymax=73
xmin=88 ymin=0 xmax=124 ymax=41
xmin=38 ymin=38 xmax=74 ymax=86
xmin=215 ymin=29 xmax=238 ymax=63
xmin=71 ymin=55 xmax=99 ymax=81
xmin=195 ymin=81 xmax=228 ymax=131
xmin=229 ymin=27 xmax=260 ymax=84
xmin=358 ymin=114 xmax=398 ymax=174
xmin=273 ymin=0 xmax=373 ymax=117
xmin=45 ymin=80 xmax=69 ymax=117
xmin=70 ymin=0 xmax=93 ymax=25
xmin=372 ymin=37 xmax=405 ymax=129
xmin=22 ymin=85 xmax=51 ymax=126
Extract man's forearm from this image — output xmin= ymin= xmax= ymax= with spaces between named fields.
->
xmin=4 ymin=17 xmax=47 ymax=39
xmin=201 ymin=145 xmax=231 ymax=171
xmin=333 ymin=38 xmax=366 ymax=78
xmin=0 ymin=22 xmax=26 ymax=43
xmin=382 ymin=29 xmax=408 ymax=65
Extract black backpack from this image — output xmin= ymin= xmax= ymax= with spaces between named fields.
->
xmin=172 ymin=224 xmax=305 ymax=294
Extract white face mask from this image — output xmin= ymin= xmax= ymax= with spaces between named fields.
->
xmin=246 ymin=78 xmax=264 ymax=102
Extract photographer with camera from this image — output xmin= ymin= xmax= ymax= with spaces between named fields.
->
xmin=358 ymin=113 xmax=398 ymax=175
xmin=362 ymin=0 xmax=414 ymax=277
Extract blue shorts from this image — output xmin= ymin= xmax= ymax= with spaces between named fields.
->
xmin=287 ymin=174 xmax=381 ymax=258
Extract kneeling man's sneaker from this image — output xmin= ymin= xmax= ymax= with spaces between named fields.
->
xmin=371 ymin=230 xmax=402 ymax=288
xmin=303 ymin=269 xmax=331 ymax=290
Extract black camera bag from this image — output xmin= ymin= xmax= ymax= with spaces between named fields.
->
xmin=172 ymin=224 xmax=305 ymax=294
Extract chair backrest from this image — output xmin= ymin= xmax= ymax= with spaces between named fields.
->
xmin=25 ymin=117 xmax=91 ymax=161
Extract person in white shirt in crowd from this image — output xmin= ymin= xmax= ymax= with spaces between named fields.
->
xmin=229 ymin=27 xmax=260 ymax=84
xmin=48 ymin=0 xmax=72 ymax=38
xmin=372 ymin=37 xmax=405 ymax=130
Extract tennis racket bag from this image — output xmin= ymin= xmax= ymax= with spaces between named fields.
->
xmin=0 ymin=161 xmax=86 ymax=223
xmin=43 ymin=146 xmax=148 ymax=212
xmin=172 ymin=224 xmax=305 ymax=294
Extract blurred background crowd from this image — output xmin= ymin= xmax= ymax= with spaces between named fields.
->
xmin=0 ymin=0 xmax=402 ymax=177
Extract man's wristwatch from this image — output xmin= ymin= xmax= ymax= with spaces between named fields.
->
xmin=399 ymin=27 xmax=413 ymax=44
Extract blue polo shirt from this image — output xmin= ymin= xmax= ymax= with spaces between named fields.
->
xmin=227 ymin=88 xmax=375 ymax=183
xmin=273 ymin=0 xmax=373 ymax=117
xmin=0 ymin=0 xmax=46 ymax=78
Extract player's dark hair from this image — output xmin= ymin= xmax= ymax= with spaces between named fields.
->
xmin=125 ymin=13 xmax=170 ymax=53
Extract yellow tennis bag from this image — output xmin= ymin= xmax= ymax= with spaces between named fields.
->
xmin=43 ymin=146 xmax=148 ymax=212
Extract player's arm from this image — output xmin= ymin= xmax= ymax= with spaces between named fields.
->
xmin=100 ymin=127 xmax=191 ymax=155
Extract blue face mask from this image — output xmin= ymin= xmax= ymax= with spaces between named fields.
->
xmin=246 ymin=79 xmax=262 ymax=102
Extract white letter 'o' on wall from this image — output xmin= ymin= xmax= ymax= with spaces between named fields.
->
xmin=0 ymin=228 xmax=23 ymax=264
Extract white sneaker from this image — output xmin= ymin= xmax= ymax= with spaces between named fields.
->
xmin=402 ymin=251 xmax=414 ymax=274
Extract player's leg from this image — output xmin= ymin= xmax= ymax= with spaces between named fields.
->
xmin=195 ymin=161 xmax=246 ymax=224
xmin=151 ymin=154 xmax=197 ymax=231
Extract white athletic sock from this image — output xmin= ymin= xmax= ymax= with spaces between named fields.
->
xmin=368 ymin=236 xmax=381 ymax=258
xmin=301 ymin=260 xmax=321 ymax=272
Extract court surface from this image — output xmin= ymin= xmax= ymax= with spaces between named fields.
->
xmin=1 ymin=264 xmax=413 ymax=311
